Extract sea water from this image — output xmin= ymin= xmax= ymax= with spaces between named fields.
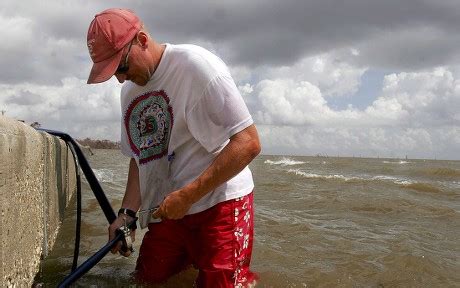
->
xmin=36 ymin=150 xmax=460 ymax=287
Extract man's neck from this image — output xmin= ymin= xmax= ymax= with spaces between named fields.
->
xmin=150 ymin=42 xmax=166 ymax=75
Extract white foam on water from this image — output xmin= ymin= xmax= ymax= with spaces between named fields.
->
xmin=287 ymin=169 xmax=358 ymax=182
xmin=264 ymin=157 xmax=306 ymax=166
xmin=395 ymin=180 xmax=414 ymax=185
xmin=288 ymin=169 xmax=414 ymax=186
xmin=93 ymin=168 xmax=114 ymax=182
xmin=453 ymin=181 xmax=460 ymax=187
xmin=383 ymin=160 xmax=410 ymax=164
xmin=371 ymin=175 xmax=413 ymax=185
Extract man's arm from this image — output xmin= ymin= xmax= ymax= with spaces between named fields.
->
xmin=108 ymin=157 xmax=141 ymax=256
xmin=153 ymin=124 xmax=261 ymax=220
xmin=120 ymin=158 xmax=142 ymax=210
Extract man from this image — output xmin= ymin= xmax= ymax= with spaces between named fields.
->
xmin=86 ymin=8 xmax=261 ymax=287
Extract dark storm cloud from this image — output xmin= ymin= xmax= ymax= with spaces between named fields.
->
xmin=2 ymin=0 xmax=460 ymax=85
xmin=129 ymin=0 xmax=460 ymax=69
xmin=0 ymin=1 xmax=95 ymax=85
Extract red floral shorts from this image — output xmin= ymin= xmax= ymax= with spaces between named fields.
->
xmin=135 ymin=192 xmax=258 ymax=287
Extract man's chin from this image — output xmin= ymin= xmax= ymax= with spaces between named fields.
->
xmin=131 ymin=78 xmax=148 ymax=86
xmin=129 ymin=79 xmax=147 ymax=86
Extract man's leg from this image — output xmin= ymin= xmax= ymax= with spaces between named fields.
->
xmin=187 ymin=193 xmax=258 ymax=288
xmin=135 ymin=219 xmax=191 ymax=283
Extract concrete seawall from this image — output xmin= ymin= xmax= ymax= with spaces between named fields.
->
xmin=0 ymin=116 xmax=77 ymax=287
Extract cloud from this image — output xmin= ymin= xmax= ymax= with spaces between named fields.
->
xmin=0 ymin=77 xmax=122 ymax=140
xmin=135 ymin=0 xmax=460 ymax=71
xmin=252 ymin=67 xmax=460 ymax=159
xmin=353 ymin=26 xmax=460 ymax=70
xmin=254 ymin=79 xmax=331 ymax=125
xmin=5 ymin=90 xmax=44 ymax=105
xmin=259 ymin=52 xmax=367 ymax=97
xmin=2 ymin=0 xmax=460 ymax=86
xmin=0 ymin=1 xmax=100 ymax=85
xmin=258 ymin=125 xmax=457 ymax=159
xmin=1 ymin=0 xmax=459 ymax=159
xmin=377 ymin=67 xmax=460 ymax=126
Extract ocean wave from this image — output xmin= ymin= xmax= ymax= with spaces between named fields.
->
xmin=287 ymin=169 xmax=359 ymax=182
xmin=452 ymin=182 xmax=460 ymax=189
xmin=402 ymin=183 xmax=443 ymax=194
xmin=383 ymin=160 xmax=410 ymax=164
xmin=265 ymin=157 xmax=306 ymax=166
xmin=93 ymin=168 xmax=114 ymax=182
xmin=287 ymin=169 xmax=452 ymax=196
xmin=287 ymin=169 xmax=415 ymax=186
xmin=350 ymin=205 xmax=396 ymax=214
xmin=371 ymin=175 xmax=413 ymax=185
xmin=423 ymin=168 xmax=460 ymax=178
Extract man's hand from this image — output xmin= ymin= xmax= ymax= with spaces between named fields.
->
xmin=108 ymin=214 xmax=136 ymax=257
xmin=152 ymin=189 xmax=193 ymax=220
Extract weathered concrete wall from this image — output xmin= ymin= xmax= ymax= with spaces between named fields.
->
xmin=0 ymin=116 xmax=77 ymax=287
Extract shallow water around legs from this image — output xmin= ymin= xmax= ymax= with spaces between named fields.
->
xmin=36 ymin=151 xmax=460 ymax=287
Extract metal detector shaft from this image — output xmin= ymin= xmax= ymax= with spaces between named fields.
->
xmin=57 ymin=232 xmax=124 ymax=288
xmin=38 ymin=128 xmax=117 ymax=224
xmin=38 ymin=128 xmax=135 ymax=286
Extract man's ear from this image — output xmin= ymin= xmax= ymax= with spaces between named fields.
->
xmin=136 ymin=31 xmax=149 ymax=48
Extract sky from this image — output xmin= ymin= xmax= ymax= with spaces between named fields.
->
xmin=1 ymin=0 xmax=460 ymax=160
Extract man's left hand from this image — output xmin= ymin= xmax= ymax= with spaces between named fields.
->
xmin=152 ymin=189 xmax=193 ymax=220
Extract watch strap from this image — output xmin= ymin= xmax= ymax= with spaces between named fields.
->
xmin=118 ymin=208 xmax=137 ymax=218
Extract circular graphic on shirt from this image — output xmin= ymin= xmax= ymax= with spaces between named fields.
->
xmin=124 ymin=90 xmax=173 ymax=164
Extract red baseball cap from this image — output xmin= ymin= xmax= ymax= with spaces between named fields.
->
xmin=86 ymin=8 xmax=141 ymax=84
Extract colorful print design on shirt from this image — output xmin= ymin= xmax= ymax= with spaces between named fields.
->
xmin=124 ymin=90 xmax=173 ymax=164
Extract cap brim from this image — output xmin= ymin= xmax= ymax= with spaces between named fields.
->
xmin=87 ymin=49 xmax=124 ymax=84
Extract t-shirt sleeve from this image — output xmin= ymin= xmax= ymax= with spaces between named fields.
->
xmin=120 ymin=85 xmax=134 ymax=157
xmin=120 ymin=120 xmax=133 ymax=157
xmin=186 ymin=75 xmax=254 ymax=152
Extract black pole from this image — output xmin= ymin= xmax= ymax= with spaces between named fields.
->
xmin=57 ymin=233 xmax=124 ymax=288
xmin=71 ymin=173 xmax=82 ymax=272
xmin=37 ymin=129 xmax=135 ymax=286
xmin=38 ymin=129 xmax=117 ymax=224
xmin=65 ymin=142 xmax=82 ymax=272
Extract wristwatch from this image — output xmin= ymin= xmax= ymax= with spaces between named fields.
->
xmin=118 ymin=208 xmax=137 ymax=218
xmin=118 ymin=208 xmax=138 ymax=230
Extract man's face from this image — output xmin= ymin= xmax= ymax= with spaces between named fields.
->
xmin=114 ymin=40 xmax=136 ymax=84
xmin=114 ymin=32 xmax=154 ymax=86
xmin=114 ymin=44 xmax=151 ymax=86
xmin=115 ymin=40 xmax=134 ymax=75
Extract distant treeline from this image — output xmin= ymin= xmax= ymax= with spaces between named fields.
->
xmin=77 ymin=138 xmax=120 ymax=149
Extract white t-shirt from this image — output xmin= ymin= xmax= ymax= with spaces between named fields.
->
xmin=120 ymin=44 xmax=254 ymax=228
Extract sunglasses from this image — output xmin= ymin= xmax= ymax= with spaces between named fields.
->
xmin=115 ymin=40 xmax=134 ymax=74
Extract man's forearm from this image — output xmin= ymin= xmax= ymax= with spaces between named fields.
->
xmin=121 ymin=158 xmax=142 ymax=211
xmin=108 ymin=158 xmax=140 ymax=256
xmin=152 ymin=124 xmax=261 ymax=220
xmin=183 ymin=124 xmax=261 ymax=204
